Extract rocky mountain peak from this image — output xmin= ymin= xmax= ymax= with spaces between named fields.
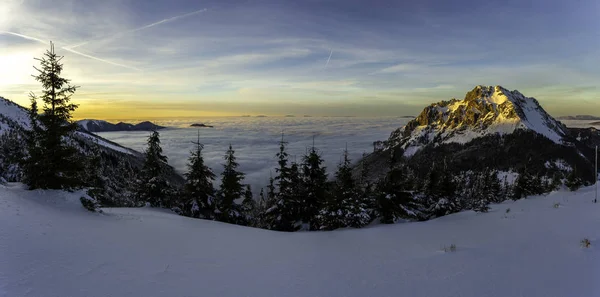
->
xmin=387 ymin=86 xmax=567 ymax=156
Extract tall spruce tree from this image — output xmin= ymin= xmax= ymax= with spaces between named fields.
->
xmin=84 ymin=140 xmax=108 ymax=204
xmin=183 ymin=131 xmax=216 ymax=219
xmin=135 ymin=131 xmax=173 ymax=207
xmin=300 ymin=141 xmax=328 ymax=229
xmin=512 ymin=166 xmax=533 ymax=200
xmin=265 ymin=134 xmax=301 ymax=231
xmin=319 ymin=149 xmax=370 ymax=230
xmin=423 ymin=161 xmax=459 ymax=217
xmin=23 ymin=43 xmax=83 ymax=190
xmin=241 ymin=185 xmax=256 ymax=226
xmin=374 ymin=164 xmax=422 ymax=223
xmin=216 ymin=144 xmax=245 ymax=223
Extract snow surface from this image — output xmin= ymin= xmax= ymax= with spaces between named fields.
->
xmin=74 ymin=131 xmax=136 ymax=155
xmin=77 ymin=120 xmax=91 ymax=131
xmin=0 ymin=97 xmax=30 ymax=134
xmin=516 ymin=95 xmax=564 ymax=143
xmin=1 ymin=183 xmax=599 ymax=297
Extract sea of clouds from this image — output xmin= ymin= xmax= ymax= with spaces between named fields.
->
xmin=97 ymin=116 xmax=411 ymax=194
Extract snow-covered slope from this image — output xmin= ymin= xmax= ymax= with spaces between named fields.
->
xmin=0 ymin=96 xmax=140 ymax=157
xmin=0 ymin=96 xmax=30 ymax=134
xmin=1 ymin=183 xmax=598 ymax=297
xmin=388 ymin=86 xmax=568 ymax=156
xmin=0 ymin=96 xmax=184 ymax=204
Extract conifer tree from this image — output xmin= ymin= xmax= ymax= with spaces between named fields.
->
xmin=241 ymin=185 xmax=256 ymax=225
xmin=135 ymin=131 xmax=173 ymax=207
xmin=183 ymin=131 xmax=215 ymax=218
xmin=319 ymin=149 xmax=370 ymax=230
xmin=375 ymin=163 xmax=422 ymax=223
xmin=565 ymin=167 xmax=583 ymax=191
xmin=423 ymin=161 xmax=459 ymax=217
xmin=84 ymin=140 xmax=108 ymax=204
xmin=0 ymin=129 xmax=26 ymax=182
xmin=23 ymin=43 xmax=83 ymax=190
xmin=265 ymin=134 xmax=301 ymax=231
xmin=258 ymin=176 xmax=278 ymax=229
xmin=474 ymin=169 xmax=500 ymax=212
xmin=216 ymin=144 xmax=245 ymax=223
xmin=512 ymin=167 xmax=533 ymax=200
xmin=254 ymin=188 xmax=266 ymax=227
xmin=501 ymin=175 xmax=512 ymax=201
xmin=300 ymin=140 xmax=328 ymax=229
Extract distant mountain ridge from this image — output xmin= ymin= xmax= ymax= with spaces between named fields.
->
xmin=557 ymin=115 xmax=600 ymax=121
xmin=77 ymin=119 xmax=166 ymax=132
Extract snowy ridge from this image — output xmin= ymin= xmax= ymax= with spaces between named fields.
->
xmin=74 ymin=131 xmax=137 ymax=155
xmin=0 ymin=96 xmax=31 ymax=134
xmin=388 ymin=86 xmax=568 ymax=156
xmin=1 ymin=183 xmax=599 ymax=297
xmin=0 ymin=96 xmax=137 ymax=155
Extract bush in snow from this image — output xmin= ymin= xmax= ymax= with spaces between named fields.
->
xmin=565 ymin=168 xmax=584 ymax=192
xmin=443 ymin=244 xmax=457 ymax=253
xmin=80 ymin=196 xmax=100 ymax=212
xmin=581 ymin=238 xmax=591 ymax=248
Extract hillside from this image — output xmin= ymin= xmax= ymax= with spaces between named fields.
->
xmin=1 ymin=182 xmax=598 ymax=297
xmin=359 ymin=86 xmax=599 ymax=185
xmin=0 ymin=96 xmax=184 ymax=206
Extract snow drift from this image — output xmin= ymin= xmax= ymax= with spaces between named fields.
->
xmin=1 ymin=183 xmax=599 ymax=297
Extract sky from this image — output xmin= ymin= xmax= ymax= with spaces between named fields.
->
xmin=1 ymin=0 xmax=600 ymax=119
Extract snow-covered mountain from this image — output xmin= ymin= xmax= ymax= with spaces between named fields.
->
xmin=388 ymin=85 xmax=568 ymax=156
xmin=0 ymin=96 xmax=184 ymax=205
xmin=357 ymin=85 xmax=600 ymax=185
xmin=77 ymin=119 xmax=166 ymax=133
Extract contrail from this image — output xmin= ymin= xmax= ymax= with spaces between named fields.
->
xmin=1 ymin=31 xmax=46 ymax=44
xmin=1 ymin=31 xmax=140 ymax=71
xmin=325 ymin=49 xmax=333 ymax=67
xmin=65 ymin=8 xmax=208 ymax=50
xmin=61 ymin=47 xmax=141 ymax=71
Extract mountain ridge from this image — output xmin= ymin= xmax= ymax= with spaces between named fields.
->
xmin=358 ymin=85 xmax=600 ymax=186
xmin=387 ymin=85 xmax=568 ymax=156
xmin=0 ymin=96 xmax=184 ymax=205
xmin=557 ymin=115 xmax=600 ymax=121
xmin=77 ymin=119 xmax=166 ymax=132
